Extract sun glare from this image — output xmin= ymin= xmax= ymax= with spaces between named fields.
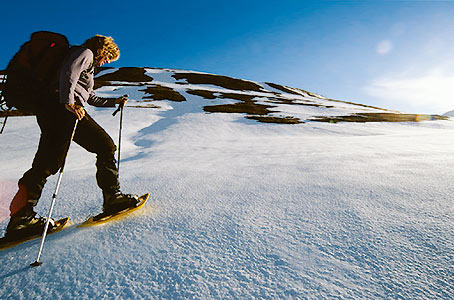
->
xmin=365 ymin=71 xmax=454 ymax=114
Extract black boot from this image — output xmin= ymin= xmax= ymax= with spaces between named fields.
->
xmin=5 ymin=206 xmax=55 ymax=238
xmin=103 ymin=191 xmax=140 ymax=215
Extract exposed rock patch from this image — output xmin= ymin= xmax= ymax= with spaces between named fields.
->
xmin=173 ymin=73 xmax=264 ymax=92
xmin=203 ymin=100 xmax=274 ymax=116
xmin=246 ymin=115 xmax=303 ymax=124
xmin=265 ymin=97 xmax=334 ymax=108
xmin=95 ymin=67 xmax=154 ymax=89
xmin=310 ymin=113 xmax=448 ymax=123
xmin=265 ymin=82 xmax=305 ymax=96
xmin=186 ymin=89 xmax=217 ymax=99
xmin=140 ymin=84 xmax=186 ymax=102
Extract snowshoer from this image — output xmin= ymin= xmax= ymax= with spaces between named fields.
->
xmin=4 ymin=35 xmax=139 ymax=238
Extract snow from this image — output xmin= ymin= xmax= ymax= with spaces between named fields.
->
xmin=443 ymin=110 xmax=454 ymax=117
xmin=1 ymin=69 xmax=453 ymax=299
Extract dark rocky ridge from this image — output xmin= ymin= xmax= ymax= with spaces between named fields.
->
xmin=140 ymin=85 xmax=186 ymax=102
xmin=0 ymin=67 xmax=449 ymax=124
xmin=173 ymin=72 xmax=265 ymax=92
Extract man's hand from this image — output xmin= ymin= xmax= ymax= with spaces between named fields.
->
xmin=115 ymin=95 xmax=129 ymax=106
xmin=65 ymin=104 xmax=85 ymax=120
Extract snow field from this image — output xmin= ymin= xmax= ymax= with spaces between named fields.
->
xmin=0 ymin=69 xmax=453 ymax=299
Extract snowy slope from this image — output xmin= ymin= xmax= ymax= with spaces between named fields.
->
xmin=443 ymin=110 xmax=454 ymax=117
xmin=0 ymin=68 xmax=453 ymax=299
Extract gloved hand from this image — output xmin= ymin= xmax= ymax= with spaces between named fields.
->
xmin=65 ymin=104 xmax=85 ymax=120
xmin=115 ymin=95 xmax=129 ymax=106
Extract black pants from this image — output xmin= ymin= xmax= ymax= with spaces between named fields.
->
xmin=19 ymin=104 xmax=120 ymax=207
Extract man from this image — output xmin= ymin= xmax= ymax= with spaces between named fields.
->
xmin=5 ymin=35 xmax=139 ymax=237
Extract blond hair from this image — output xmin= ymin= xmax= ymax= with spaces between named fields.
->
xmin=83 ymin=35 xmax=120 ymax=62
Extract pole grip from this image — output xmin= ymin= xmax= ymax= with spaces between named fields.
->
xmin=112 ymin=103 xmax=123 ymax=116
xmin=113 ymin=94 xmax=128 ymax=116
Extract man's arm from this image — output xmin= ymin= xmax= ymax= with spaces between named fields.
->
xmin=87 ymin=93 xmax=117 ymax=107
xmin=88 ymin=94 xmax=129 ymax=107
xmin=59 ymin=48 xmax=93 ymax=105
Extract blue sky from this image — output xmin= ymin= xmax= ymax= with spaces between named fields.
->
xmin=2 ymin=0 xmax=454 ymax=114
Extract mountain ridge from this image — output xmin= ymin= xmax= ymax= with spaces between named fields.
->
xmin=0 ymin=67 xmax=448 ymax=124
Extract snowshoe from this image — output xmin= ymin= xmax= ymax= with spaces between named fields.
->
xmin=5 ymin=211 xmax=55 ymax=238
xmin=0 ymin=216 xmax=69 ymax=251
xmin=102 ymin=191 xmax=141 ymax=216
xmin=78 ymin=193 xmax=149 ymax=227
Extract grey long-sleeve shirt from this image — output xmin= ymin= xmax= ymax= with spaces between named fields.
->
xmin=59 ymin=47 xmax=116 ymax=107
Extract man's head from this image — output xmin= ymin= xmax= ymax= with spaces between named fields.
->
xmin=83 ymin=35 xmax=119 ymax=66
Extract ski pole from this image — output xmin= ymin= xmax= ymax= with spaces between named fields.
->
xmin=0 ymin=111 xmax=9 ymax=134
xmin=0 ymin=73 xmax=8 ymax=134
xmin=31 ymin=118 xmax=79 ymax=267
xmin=112 ymin=95 xmax=127 ymax=175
